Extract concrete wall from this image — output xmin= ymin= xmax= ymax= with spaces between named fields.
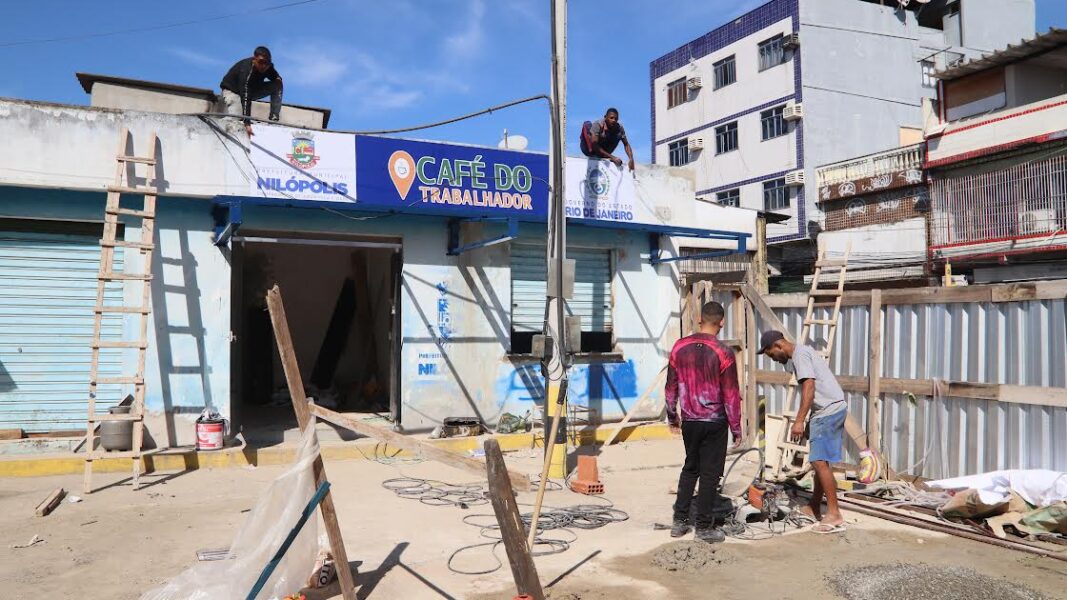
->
xmin=961 ymin=0 xmax=1035 ymax=53
xmin=0 ymin=99 xmax=251 ymax=198
xmin=1007 ymin=62 xmax=1067 ymax=108
xmin=89 ymin=83 xmax=215 ymax=115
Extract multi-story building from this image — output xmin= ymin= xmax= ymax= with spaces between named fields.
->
xmin=925 ymin=28 xmax=1067 ymax=283
xmin=650 ymin=0 xmax=1034 ymax=274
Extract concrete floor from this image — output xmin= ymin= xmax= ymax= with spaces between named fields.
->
xmin=1 ymin=438 xmax=1064 ymax=599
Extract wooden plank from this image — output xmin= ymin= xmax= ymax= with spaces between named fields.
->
xmin=603 ymin=368 xmax=668 ymax=446
xmin=738 ymin=283 xmax=794 ymax=343
xmin=0 ymin=428 xmax=23 ymax=440
xmin=990 ymin=280 xmax=1067 ymax=303
xmin=751 ymin=370 xmax=1060 ymax=404
xmin=999 ymin=385 xmax=1067 ymax=408
xmin=484 ymin=439 xmax=545 ymax=600
xmin=309 ymin=403 xmax=533 ymax=491
xmin=754 ymin=216 xmax=769 ymax=294
xmin=35 ymin=488 xmax=65 ymax=517
xmin=266 ymin=285 xmax=358 ymax=600
xmin=868 ymin=289 xmax=883 ymax=454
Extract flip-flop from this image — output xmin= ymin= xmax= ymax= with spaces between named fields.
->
xmin=811 ymin=523 xmax=846 ymax=534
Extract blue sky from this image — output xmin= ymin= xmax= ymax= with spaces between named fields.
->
xmin=2 ymin=0 xmax=1064 ymax=161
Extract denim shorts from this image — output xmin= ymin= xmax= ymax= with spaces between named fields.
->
xmin=807 ymin=408 xmax=846 ymax=464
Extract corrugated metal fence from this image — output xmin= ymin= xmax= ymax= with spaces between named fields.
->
xmin=752 ymin=295 xmax=1067 ymax=479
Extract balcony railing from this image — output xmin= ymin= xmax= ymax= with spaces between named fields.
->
xmin=930 ymin=152 xmax=1067 ymax=252
xmin=817 ymin=143 xmax=924 ymax=188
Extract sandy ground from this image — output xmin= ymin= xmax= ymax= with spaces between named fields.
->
xmin=1 ymin=438 xmax=1065 ymax=599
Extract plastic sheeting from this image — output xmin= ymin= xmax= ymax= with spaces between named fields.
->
xmin=141 ymin=422 xmax=322 ymax=600
xmin=929 ymin=469 xmax=1067 ymax=508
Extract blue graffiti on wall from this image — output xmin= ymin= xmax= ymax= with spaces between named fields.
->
xmin=435 ymin=282 xmax=453 ymax=343
xmin=495 ymin=360 xmax=643 ymax=419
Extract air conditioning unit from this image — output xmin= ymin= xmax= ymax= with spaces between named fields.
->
xmin=783 ymin=102 xmax=804 ymax=121
xmin=783 ymin=32 xmax=800 ymax=49
xmin=686 ymin=77 xmax=703 ymax=90
xmin=688 ymin=137 xmax=705 ymax=151
xmin=1019 ymin=209 xmax=1056 ymax=235
xmin=785 ymin=170 xmax=805 ymax=186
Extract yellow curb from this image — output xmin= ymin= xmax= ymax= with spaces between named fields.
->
xmin=0 ymin=422 xmax=676 ymax=478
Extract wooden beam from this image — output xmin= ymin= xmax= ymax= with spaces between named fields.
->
xmin=266 ymin=285 xmax=358 ymax=600
xmin=762 ymin=280 xmax=1067 ymax=309
xmin=752 ymin=369 xmax=1067 ymax=405
xmin=754 ymin=216 xmax=769 ymax=295
xmin=308 ymin=403 xmax=533 ymax=491
xmin=868 ymin=289 xmax=883 ymax=454
xmin=739 ymin=283 xmax=794 ymax=343
xmin=484 ymin=439 xmax=545 ymax=600
xmin=999 ymin=384 xmax=1067 ymax=408
xmin=35 ymin=488 xmax=65 ymax=517
xmin=744 ymin=297 xmax=759 ymax=446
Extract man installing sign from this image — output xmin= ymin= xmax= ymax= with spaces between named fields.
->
xmin=580 ymin=108 xmax=636 ymax=172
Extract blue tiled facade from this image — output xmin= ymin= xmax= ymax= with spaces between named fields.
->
xmin=650 ymin=0 xmax=805 ymax=242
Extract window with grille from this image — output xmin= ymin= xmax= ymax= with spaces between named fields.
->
xmin=668 ymin=139 xmax=690 ymax=166
xmin=763 ymin=178 xmax=789 ymax=210
xmin=758 ymin=35 xmax=786 ymax=71
xmin=715 ymin=122 xmax=738 ymax=154
xmin=761 ymin=106 xmax=787 ymax=140
xmin=716 ymin=189 xmax=740 ymax=207
xmin=713 ymin=55 xmax=736 ymax=89
xmin=667 ymin=77 xmax=687 ymax=109
xmin=921 ymin=60 xmax=937 ymax=88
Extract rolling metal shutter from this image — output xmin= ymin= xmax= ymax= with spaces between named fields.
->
xmin=511 ymin=243 xmax=612 ymax=334
xmin=0 ymin=230 xmax=124 ymax=433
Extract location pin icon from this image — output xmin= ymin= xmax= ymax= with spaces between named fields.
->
xmin=388 ymin=150 xmax=416 ymax=200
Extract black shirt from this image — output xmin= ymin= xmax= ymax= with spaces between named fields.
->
xmin=220 ymin=57 xmax=281 ymax=117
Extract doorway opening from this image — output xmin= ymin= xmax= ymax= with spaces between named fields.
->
xmin=231 ymin=233 xmax=402 ymax=445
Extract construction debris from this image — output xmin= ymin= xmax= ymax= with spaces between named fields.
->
xmin=650 ymin=540 xmax=736 ymax=573
xmin=827 ymin=563 xmax=1053 ymax=600
xmin=34 ymin=488 xmax=65 ymax=517
xmin=11 ymin=534 xmax=43 ymax=549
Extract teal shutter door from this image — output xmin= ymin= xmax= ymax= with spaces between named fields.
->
xmin=0 ymin=230 xmax=124 ymax=433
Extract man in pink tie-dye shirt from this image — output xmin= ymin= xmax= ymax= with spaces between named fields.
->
xmin=665 ymin=301 xmax=742 ymax=543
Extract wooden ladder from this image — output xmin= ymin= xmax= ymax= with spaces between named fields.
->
xmin=772 ymin=243 xmax=851 ymax=479
xmin=83 ymin=128 xmax=158 ymax=494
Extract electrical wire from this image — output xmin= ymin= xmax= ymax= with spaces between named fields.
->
xmin=447 ymin=498 xmax=629 ymax=576
xmin=196 ymin=94 xmax=551 ymax=136
xmin=0 ymin=0 xmax=323 ymax=48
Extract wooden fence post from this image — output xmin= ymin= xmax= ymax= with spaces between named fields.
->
xmin=868 ymin=289 xmax=883 ymax=454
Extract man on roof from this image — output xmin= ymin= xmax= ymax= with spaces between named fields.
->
xmin=220 ymin=46 xmax=283 ymax=136
xmin=580 ymin=108 xmax=636 ymax=171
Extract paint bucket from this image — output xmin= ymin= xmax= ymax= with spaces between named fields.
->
xmin=195 ymin=416 xmax=226 ymax=451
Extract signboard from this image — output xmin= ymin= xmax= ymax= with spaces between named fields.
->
xmin=249 ymin=126 xmax=356 ymax=202
xmin=355 ymin=135 xmax=549 ymax=219
xmin=817 ymin=168 xmax=923 ymax=202
xmin=564 ymin=157 xmax=691 ymax=228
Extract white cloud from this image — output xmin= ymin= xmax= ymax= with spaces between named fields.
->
xmin=444 ymin=0 xmax=486 ymax=60
xmin=168 ymin=47 xmax=227 ymax=69
xmin=290 ymin=56 xmax=349 ymax=87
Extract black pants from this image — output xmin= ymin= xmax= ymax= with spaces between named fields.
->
xmin=673 ymin=420 xmax=728 ymax=527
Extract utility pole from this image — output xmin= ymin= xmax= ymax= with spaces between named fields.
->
xmin=528 ymin=0 xmax=569 ymax=548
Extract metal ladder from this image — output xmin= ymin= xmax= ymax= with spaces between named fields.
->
xmin=83 ymin=128 xmax=158 ymax=494
xmin=772 ymin=243 xmax=851 ymax=479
